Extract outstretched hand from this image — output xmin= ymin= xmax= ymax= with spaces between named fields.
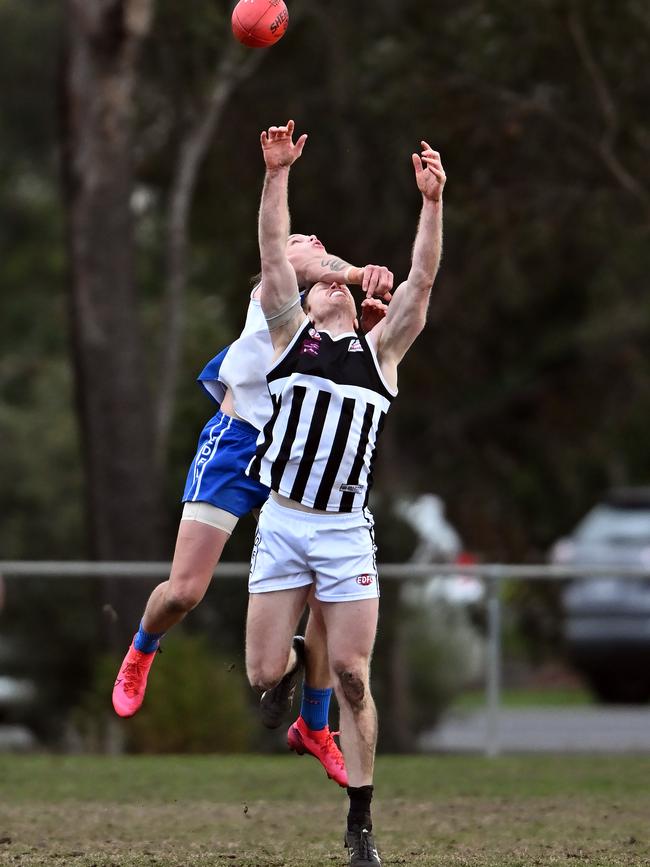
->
xmin=261 ymin=120 xmax=308 ymax=171
xmin=360 ymin=297 xmax=388 ymax=333
xmin=412 ymin=142 xmax=446 ymax=202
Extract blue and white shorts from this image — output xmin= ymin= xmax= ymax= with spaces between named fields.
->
xmin=182 ymin=411 xmax=270 ymax=518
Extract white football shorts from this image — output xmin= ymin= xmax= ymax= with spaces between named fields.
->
xmin=248 ymin=494 xmax=380 ymax=602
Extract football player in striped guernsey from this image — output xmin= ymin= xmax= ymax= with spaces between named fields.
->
xmin=245 ymin=120 xmax=445 ymax=867
xmin=111 ymin=208 xmax=393 ymax=789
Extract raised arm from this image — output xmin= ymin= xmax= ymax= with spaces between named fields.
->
xmin=285 ymin=241 xmax=393 ymax=333
xmin=258 ymin=121 xmax=308 ymax=347
xmin=372 ymin=143 xmax=446 ymax=387
xmin=287 ymin=242 xmax=394 ymax=302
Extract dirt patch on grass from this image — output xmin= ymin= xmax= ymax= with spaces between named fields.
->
xmin=1 ymin=797 xmax=649 ymax=867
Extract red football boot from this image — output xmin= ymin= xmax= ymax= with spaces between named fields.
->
xmin=287 ymin=715 xmax=349 ymax=787
xmin=112 ymin=640 xmax=158 ymax=718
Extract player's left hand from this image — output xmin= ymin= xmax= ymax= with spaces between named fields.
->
xmin=412 ymin=143 xmax=446 ymax=203
xmin=360 ymin=296 xmax=388 ymax=333
xmin=261 ymin=120 xmax=308 ymax=170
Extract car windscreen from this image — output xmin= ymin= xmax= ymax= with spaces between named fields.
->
xmin=575 ymin=505 xmax=650 ymax=544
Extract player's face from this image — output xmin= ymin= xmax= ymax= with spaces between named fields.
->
xmin=286 ymin=233 xmax=325 ymax=252
xmin=305 ymin=281 xmax=356 ymax=324
xmin=286 ymin=233 xmax=326 ymax=270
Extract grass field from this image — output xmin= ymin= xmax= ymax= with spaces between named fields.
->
xmin=451 ymin=687 xmax=593 ymax=711
xmin=1 ymin=753 xmax=649 ymax=866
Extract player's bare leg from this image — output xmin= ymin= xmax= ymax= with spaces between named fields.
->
xmin=321 ymin=597 xmax=381 ymax=865
xmin=304 ymin=599 xmax=330 ymax=685
xmin=287 ymin=599 xmax=348 ymax=786
xmin=144 ymin=521 xmax=230 ymax=632
xmin=112 ymin=519 xmax=230 ymax=718
xmin=245 ymin=586 xmax=311 ymax=697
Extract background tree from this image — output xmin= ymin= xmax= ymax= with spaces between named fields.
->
xmin=61 ymin=0 xmax=164 ymax=562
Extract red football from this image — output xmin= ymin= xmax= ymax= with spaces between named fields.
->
xmin=231 ymin=0 xmax=289 ymax=48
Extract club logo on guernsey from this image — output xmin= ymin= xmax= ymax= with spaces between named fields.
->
xmin=348 ymin=339 xmax=363 ymax=352
xmin=301 ymin=329 xmax=321 ymax=357
xmin=356 ymin=574 xmax=374 ymax=586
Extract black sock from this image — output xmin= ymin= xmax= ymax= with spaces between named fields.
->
xmin=347 ymin=785 xmax=373 ymax=832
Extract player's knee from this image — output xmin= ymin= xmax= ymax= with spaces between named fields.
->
xmin=246 ymin=659 xmax=285 ymax=694
xmin=333 ymin=664 xmax=368 ymax=712
xmin=248 ymin=674 xmax=276 ymax=694
xmin=163 ymin=585 xmax=204 ymax=615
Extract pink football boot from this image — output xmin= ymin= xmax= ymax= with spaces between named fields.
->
xmin=287 ymin=715 xmax=349 ymax=787
xmin=112 ymin=640 xmax=158 ymax=718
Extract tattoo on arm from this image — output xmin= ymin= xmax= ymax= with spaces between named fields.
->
xmin=319 ymin=257 xmax=347 ymax=272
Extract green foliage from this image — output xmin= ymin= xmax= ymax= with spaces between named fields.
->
xmin=1 ymin=576 xmax=99 ymax=743
xmin=74 ymin=634 xmax=254 ymax=754
xmin=0 ymin=360 xmax=83 ymax=559
xmin=454 ymin=685 xmax=592 ymax=709
xmin=401 ymin=590 xmax=483 ymax=732
xmin=0 ymin=17 xmax=79 ymax=557
xmin=0 ymin=0 xmax=61 ymax=162
xmin=502 ymin=578 xmax=564 ymax=665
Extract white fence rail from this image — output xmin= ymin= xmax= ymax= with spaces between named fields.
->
xmin=2 ymin=560 xmax=650 ymax=579
xmin=3 ymin=561 xmax=649 ymax=756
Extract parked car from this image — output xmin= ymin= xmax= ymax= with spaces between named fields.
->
xmin=550 ymin=487 xmax=650 ymax=704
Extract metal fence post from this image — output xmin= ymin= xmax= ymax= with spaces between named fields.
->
xmin=485 ymin=570 xmax=502 ymax=757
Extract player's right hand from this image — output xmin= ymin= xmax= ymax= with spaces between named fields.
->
xmin=361 ymin=264 xmax=393 ymax=301
xmin=261 ymin=120 xmax=308 ymax=170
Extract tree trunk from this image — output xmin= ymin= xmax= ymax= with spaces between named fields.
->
xmin=61 ymin=0 xmax=165 ymax=566
xmin=156 ymin=42 xmax=268 ymax=464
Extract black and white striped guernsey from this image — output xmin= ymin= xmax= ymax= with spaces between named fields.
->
xmin=247 ymin=319 xmax=396 ymax=512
